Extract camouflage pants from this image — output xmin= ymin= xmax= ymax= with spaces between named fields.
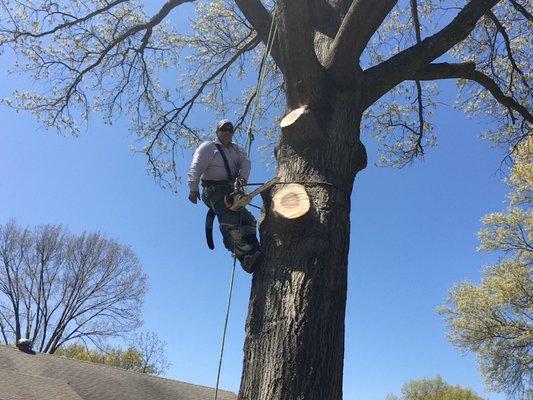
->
xmin=202 ymin=181 xmax=259 ymax=260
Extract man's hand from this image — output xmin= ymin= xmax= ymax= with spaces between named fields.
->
xmin=235 ymin=177 xmax=247 ymax=191
xmin=188 ymin=191 xmax=200 ymax=204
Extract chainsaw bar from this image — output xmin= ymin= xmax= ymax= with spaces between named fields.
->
xmin=229 ymin=177 xmax=280 ymax=211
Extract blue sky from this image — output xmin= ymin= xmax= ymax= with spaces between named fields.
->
xmin=0 ymin=5 xmax=512 ymax=400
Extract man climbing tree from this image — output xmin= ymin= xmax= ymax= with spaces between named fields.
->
xmin=0 ymin=1 xmax=531 ymax=399
xmin=188 ymin=119 xmax=262 ymax=273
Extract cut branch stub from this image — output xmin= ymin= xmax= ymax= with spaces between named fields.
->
xmin=280 ymin=106 xmax=307 ymax=128
xmin=277 ymin=105 xmax=326 ymax=154
xmin=272 ymin=183 xmax=310 ymax=219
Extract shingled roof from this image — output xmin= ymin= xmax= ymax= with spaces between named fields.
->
xmin=0 ymin=345 xmax=236 ymax=400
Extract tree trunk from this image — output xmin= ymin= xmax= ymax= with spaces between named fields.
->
xmin=238 ymin=92 xmax=366 ymax=399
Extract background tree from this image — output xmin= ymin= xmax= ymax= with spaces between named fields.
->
xmin=385 ymin=375 xmax=486 ymax=400
xmin=55 ymin=331 xmax=170 ymax=375
xmin=440 ymin=137 xmax=533 ymax=399
xmin=0 ymin=1 xmax=531 ymax=399
xmin=0 ymin=220 xmax=147 ymax=353
xmin=133 ymin=331 xmax=171 ymax=374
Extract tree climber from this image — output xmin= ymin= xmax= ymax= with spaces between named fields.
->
xmin=188 ymin=119 xmax=262 ymax=273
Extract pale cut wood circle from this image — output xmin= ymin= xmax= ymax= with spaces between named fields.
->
xmin=280 ymin=106 xmax=307 ymax=128
xmin=272 ymin=183 xmax=310 ymax=219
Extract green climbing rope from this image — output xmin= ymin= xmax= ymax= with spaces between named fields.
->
xmin=245 ymin=11 xmax=278 ymax=156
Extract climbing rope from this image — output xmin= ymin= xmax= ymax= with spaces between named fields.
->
xmin=213 ymin=9 xmax=278 ymax=400
xmin=245 ymin=10 xmax=278 ymax=156
xmin=213 ymin=252 xmax=238 ymax=400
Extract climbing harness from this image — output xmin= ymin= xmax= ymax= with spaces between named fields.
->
xmin=204 ymin=143 xmax=234 ymax=251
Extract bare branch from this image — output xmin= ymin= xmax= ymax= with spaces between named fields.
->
xmin=465 ymin=71 xmax=533 ymax=124
xmin=58 ymin=0 xmax=194 ymax=112
xmin=363 ymin=0 xmax=502 ymax=108
xmin=410 ymin=0 xmax=424 ymax=156
xmin=409 ymin=62 xmax=478 ymax=79
xmin=0 ymin=221 xmax=147 ymax=351
xmin=485 ymin=10 xmax=530 ymax=90
xmin=412 ymin=63 xmax=533 ymax=124
xmin=137 ymin=0 xmax=194 ymax=52
xmin=508 ymin=0 xmax=533 ymax=21
xmin=146 ymin=35 xmax=261 ymax=157
xmin=3 ymin=0 xmax=130 ymax=42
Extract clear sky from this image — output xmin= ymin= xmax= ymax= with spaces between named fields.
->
xmin=0 ymin=7 xmax=511 ymax=400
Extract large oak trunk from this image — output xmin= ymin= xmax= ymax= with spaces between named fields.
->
xmin=238 ymin=95 xmax=366 ymax=399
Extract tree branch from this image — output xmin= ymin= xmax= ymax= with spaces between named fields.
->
xmin=147 ymin=35 xmax=261 ymax=157
xmin=278 ymin=0 xmax=327 ymax=106
xmin=362 ymin=0 xmax=502 ymax=108
xmin=412 ymin=63 xmax=533 ymax=124
xmin=465 ymin=70 xmax=533 ymax=124
xmin=326 ymin=0 xmax=397 ymax=85
xmin=410 ymin=0 xmax=424 ymax=156
xmin=5 ymin=0 xmax=130 ymax=42
xmin=409 ymin=62 xmax=477 ymax=79
xmin=138 ymin=0 xmax=194 ymax=53
xmin=5 ymin=0 xmax=195 ymax=129
xmin=309 ymin=0 xmax=343 ymax=38
xmin=485 ymin=10 xmax=530 ymax=90
xmin=508 ymin=0 xmax=533 ymax=21
xmin=233 ymin=0 xmax=283 ymax=71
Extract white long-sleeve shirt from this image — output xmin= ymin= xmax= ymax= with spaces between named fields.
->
xmin=188 ymin=140 xmax=251 ymax=192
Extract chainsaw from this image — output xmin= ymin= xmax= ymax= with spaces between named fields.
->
xmin=224 ymin=177 xmax=280 ymax=211
xmin=205 ymin=177 xmax=280 ymax=250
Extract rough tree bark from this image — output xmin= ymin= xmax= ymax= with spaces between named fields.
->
xmin=240 ymin=98 xmax=366 ymax=399
xmin=234 ymin=0 xmax=507 ymax=399
xmin=237 ymin=2 xmax=367 ymax=398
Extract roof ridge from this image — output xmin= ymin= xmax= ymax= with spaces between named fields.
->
xmin=0 ymin=345 xmax=235 ymax=395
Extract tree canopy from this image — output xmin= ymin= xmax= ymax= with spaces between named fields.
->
xmin=386 ymin=375 xmax=486 ymax=400
xmin=0 ymin=0 xmax=530 ymax=188
xmin=0 ymin=220 xmax=147 ymax=353
xmin=55 ymin=332 xmax=170 ymax=375
xmin=440 ymin=137 xmax=533 ymax=399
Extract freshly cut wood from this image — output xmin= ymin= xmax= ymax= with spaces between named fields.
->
xmin=280 ymin=106 xmax=307 ymax=128
xmin=272 ymin=183 xmax=310 ymax=219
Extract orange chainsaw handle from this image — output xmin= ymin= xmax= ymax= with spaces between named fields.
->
xmin=224 ymin=191 xmax=237 ymax=209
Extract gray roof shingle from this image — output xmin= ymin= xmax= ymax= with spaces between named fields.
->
xmin=0 ymin=369 xmax=84 ymax=400
xmin=0 ymin=345 xmax=236 ymax=400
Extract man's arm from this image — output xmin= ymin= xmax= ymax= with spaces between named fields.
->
xmin=188 ymin=142 xmax=212 ymax=202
